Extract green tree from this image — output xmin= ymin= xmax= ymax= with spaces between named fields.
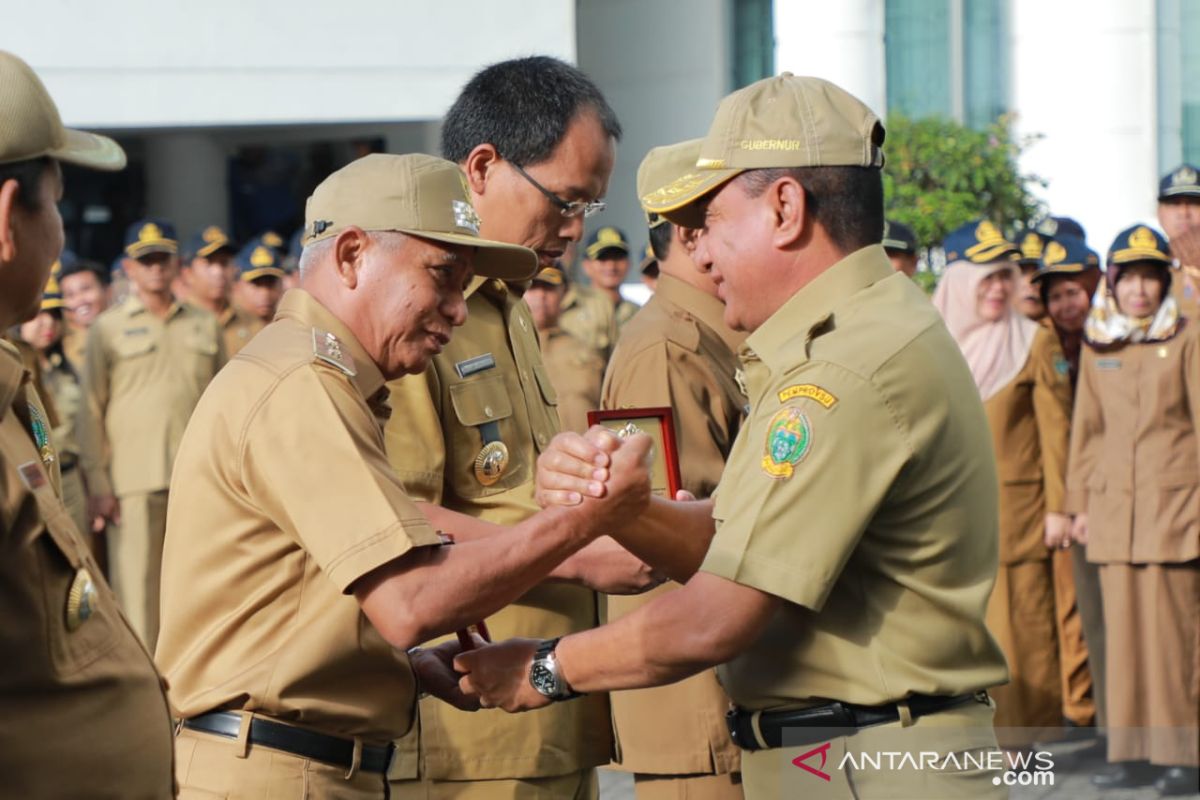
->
xmin=883 ymin=114 xmax=1045 ymax=257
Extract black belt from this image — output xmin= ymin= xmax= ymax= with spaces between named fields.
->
xmin=181 ymin=711 xmax=393 ymax=775
xmin=726 ymin=693 xmax=983 ymax=751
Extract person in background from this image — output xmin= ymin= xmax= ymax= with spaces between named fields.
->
xmin=57 ymin=249 xmax=109 ymax=372
xmin=78 ymin=217 xmax=226 ymax=648
xmin=234 ymin=234 xmax=286 ymax=328
xmin=1157 ymin=164 xmax=1200 ymax=319
xmin=637 ymin=242 xmax=659 ymax=292
xmin=934 ymin=219 xmax=1072 ymax=743
xmin=283 ymin=228 xmax=303 ymax=291
xmin=1015 ymin=230 xmax=1050 ymax=322
xmin=1067 ymin=224 xmax=1200 ymax=796
xmin=181 ymin=224 xmax=259 ymax=356
xmin=561 ymin=225 xmax=639 ymax=360
xmin=881 ymin=219 xmax=918 ymax=277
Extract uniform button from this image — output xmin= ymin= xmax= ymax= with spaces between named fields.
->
xmin=519 ymin=317 xmax=528 ymax=331
xmin=484 ymin=406 xmax=494 ymax=418
xmin=537 ymin=433 xmax=547 ymax=446
xmin=521 ymin=371 xmax=529 ymax=382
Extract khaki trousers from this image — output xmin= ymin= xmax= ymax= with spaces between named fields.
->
xmin=390 ymin=769 xmax=597 ymax=800
xmin=1100 ymin=561 xmax=1200 ymax=766
xmin=1050 ymin=548 xmax=1095 ymax=726
xmin=740 ymin=698 xmax=1005 ymax=799
xmin=175 ymin=727 xmax=388 ymax=799
xmin=633 ymin=771 xmax=743 ymax=799
xmin=985 ymin=559 xmax=1063 ymax=738
xmin=107 ymin=489 xmax=168 ymax=649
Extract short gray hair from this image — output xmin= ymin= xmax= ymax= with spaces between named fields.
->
xmin=296 ymin=230 xmax=409 ymax=280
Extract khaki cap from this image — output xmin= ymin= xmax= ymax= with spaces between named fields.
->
xmin=637 ymin=138 xmax=705 ymax=228
xmin=645 ymin=74 xmax=884 ymax=226
xmin=0 ymin=51 xmax=125 ymax=171
xmin=303 ymin=153 xmax=536 ymax=281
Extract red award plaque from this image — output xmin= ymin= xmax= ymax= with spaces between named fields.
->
xmin=586 ymin=407 xmax=682 ymax=499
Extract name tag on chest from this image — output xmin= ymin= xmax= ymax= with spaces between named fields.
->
xmin=455 ymin=353 xmax=496 ymax=379
xmin=1096 ymin=358 xmax=1122 ymax=371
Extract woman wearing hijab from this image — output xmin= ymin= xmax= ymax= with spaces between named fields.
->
xmin=933 ymin=220 xmax=1073 ymax=739
xmin=1066 ymin=225 xmax=1199 ymax=796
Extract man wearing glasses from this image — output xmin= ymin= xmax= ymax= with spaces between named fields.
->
xmin=384 ymin=56 xmax=651 ymax=800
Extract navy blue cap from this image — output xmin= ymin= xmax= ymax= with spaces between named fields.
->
xmin=182 ymin=225 xmax=237 ymax=261
xmin=1108 ymin=224 xmax=1171 ymax=266
xmin=1016 ymin=230 xmax=1052 ymax=265
xmin=236 ymin=236 xmax=287 ymax=282
xmin=942 ymin=219 xmax=1019 ymax=264
xmin=881 ymin=219 xmax=917 ymax=254
xmin=584 ymin=226 xmax=630 ymax=259
xmin=1031 ymin=235 xmax=1099 ymax=283
xmin=123 ymin=218 xmax=178 ymax=258
xmin=1159 ymin=164 xmax=1200 ymax=201
xmin=1036 ymin=215 xmax=1087 ymax=241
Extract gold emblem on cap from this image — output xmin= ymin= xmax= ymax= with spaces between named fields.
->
xmin=1043 ymin=241 xmax=1067 ymax=266
xmin=138 ymin=223 xmax=163 ymax=243
xmin=262 ymin=231 xmax=284 ymax=248
xmin=975 ymin=221 xmax=1004 ymax=245
xmin=250 ymin=246 xmax=274 ymax=268
xmin=66 ymin=568 xmax=98 ymax=631
xmin=1021 ymin=232 xmax=1045 ymax=260
xmin=202 ymin=225 xmax=224 ymax=243
xmin=597 ymin=227 xmax=622 ymax=245
xmin=1129 ymin=226 xmax=1158 ymax=250
xmin=1173 ymin=166 xmax=1198 ymax=187
xmin=474 ymin=441 xmax=510 ymax=486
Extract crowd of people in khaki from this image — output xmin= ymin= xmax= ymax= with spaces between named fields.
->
xmin=1 ymin=42 xmax=1197 ymax=800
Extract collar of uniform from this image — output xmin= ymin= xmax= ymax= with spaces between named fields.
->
xmin=742 ymin=245 xmax=893 ymax=375
xmin=123 ymin=293 xmax=186 ymax=320
xmin=274 ymin=289 xmax=386 ymax=399
xmin=0 ymin=339 xmax=28 ymax=422
xmin=217 ymin=305 xmax=237 ymax=326
xmin=654 ymin=274 xmax=743 ymax=353
xmin=464 ymin=274 xmax=489 ymax=301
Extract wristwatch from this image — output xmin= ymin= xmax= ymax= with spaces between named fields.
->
xmin=529 ymin=637 xmax=582 ymax=701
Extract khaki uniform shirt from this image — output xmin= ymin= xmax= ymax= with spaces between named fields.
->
xmin=78 ymin=296 xmax=226 ymax=498
xmin=156 ymin=290 xmax=441 ymax=742
xmin=0 ymin=339 xmax=174 ymax=799
xmin=699 ymin=246 xmax=1009 ymax=711
xmin=383 ymin=278 xmax=611 ymax=780
xmin=601 ymin=274 xmax=746 ymax=775
xmin=1065 ymin=322 xmax=1200 ymax=564
xmin=560 ymin=284 xmax=638 ymax=359
xmin=538 ymin=326 xmax=605 ymax=433
xmin=42 ymin=351 xmax=83 ymax=461
xmin=218 ymin=304 xmax=265 ymax=357
xmin=984 ymin=325 xmax=1072 ymax=564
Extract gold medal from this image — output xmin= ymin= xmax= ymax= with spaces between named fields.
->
xmin=474 ymin=441 xmax=510 ymax=486
xmin=66 ymin=568 xmax=97 ymax=631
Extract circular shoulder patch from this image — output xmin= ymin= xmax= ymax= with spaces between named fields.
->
xmin=761 ymin=406 xmax=812 ymax=479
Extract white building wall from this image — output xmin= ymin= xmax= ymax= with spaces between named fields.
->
xmin=3 ymin=0 xmax=575 ymax=128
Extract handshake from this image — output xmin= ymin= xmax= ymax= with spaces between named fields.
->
xmin=538 ymin=425 xmax=657 ymax=529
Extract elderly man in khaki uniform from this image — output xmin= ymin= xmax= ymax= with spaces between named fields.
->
xmin=457 ymin=74 xmax=1011 ymax=800
xmin=560 ymin=225 xmax=640 ymax=361
xmin=600 ymin=138 xmax=747 ymax=800
xmin=524 ymin=263 xmax=606 ymax=432
xmin=78 ymin=216 xmax=226 ymax=648
xmin=156 ymin=153 xmax=652 ymax=800
xmin=383 ymin=57 xmax=652 ymax=800
xmin=0 ymin=50 xmax=174 ymax=799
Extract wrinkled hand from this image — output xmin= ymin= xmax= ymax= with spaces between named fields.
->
xmin=1044 ymin=512 xmax=1072 ymax=550
xmin=88 ymin=494 xmax=120 ymax=531
xmin=1070 ymin=513 xmax=1088 ymax=546
xmin=569 ymin=536 xmax=665 ymax=595
xmin=410 ymin=640 xmax=481 ymax=712
xmin=536 ymin=427 xmax=621 ymax=507
xmin=454 ymin=637 xmax=550 ymax=713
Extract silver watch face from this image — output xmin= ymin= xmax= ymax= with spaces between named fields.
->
xmin=530 ymin=661 xmax=559 ymax=697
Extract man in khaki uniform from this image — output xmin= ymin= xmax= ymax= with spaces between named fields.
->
xmin=881 ymin=219 xmax=918 ymax=277
xmin=1158 ymin=164 xmax=1200 ymax=320
xmin=560 ymin=225 xmax=640 ymax=359
xmin=0 ymin=49 xmax=174 ymax=799
xmin=458 ymin=74 xmax=1010 ymax=800
xmin=525 ymin=263 xmax=606 ymax=432
xmin=234 ymin=234 xmax=286 ymax=328
xmin=79 ymin=216 xmax=226 ymax=648
xmin=601 ymin=139 xmax=747 ymax=800
xmin=383 ymin=57 xmax=640 ymax=800
xmin=181 ymin=224 xmax=260 ymax=356
xmin=57 ymin=250 xmax=109 ymax=372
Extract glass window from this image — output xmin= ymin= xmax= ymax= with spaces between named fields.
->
xmin=1181 ymin=0 xmax=1200 ymax=164
xmin=885 ymin=0 xmax=953 ymax=118
xmin=733 ymin=0 xmax=775 ymax=89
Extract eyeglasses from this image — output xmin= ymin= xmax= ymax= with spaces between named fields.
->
xmin=507 ymin=160 xmax=606 ymax=219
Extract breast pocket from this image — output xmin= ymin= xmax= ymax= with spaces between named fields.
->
xmin=34 ymin=492 xmax=119 ymax=674
xmin=447 ymin=374 xmax=527 ymax=496
xmin=114 ymin=334 xmax=156 ymax=360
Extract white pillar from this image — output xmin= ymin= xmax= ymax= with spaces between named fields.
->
xmin=773 ymin=0 xmax=887 ymax=118
xmin=1011 ymin=0 xmax=1164 ymax=253
xmin=144 ymin=133 xmax=229 ymax=239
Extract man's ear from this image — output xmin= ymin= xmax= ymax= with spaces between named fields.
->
xmin=332 ymin=227 xmax=368 ymax=289
xmin=769 ymin=175 xmax=808 ymax=249
xmin=0 ymin=178 xmax=20 ymax=264
xmin=677 ymin=225 xmax=701 ymax=254
xmin=462 ymin=144 xmax=500 ymax=197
